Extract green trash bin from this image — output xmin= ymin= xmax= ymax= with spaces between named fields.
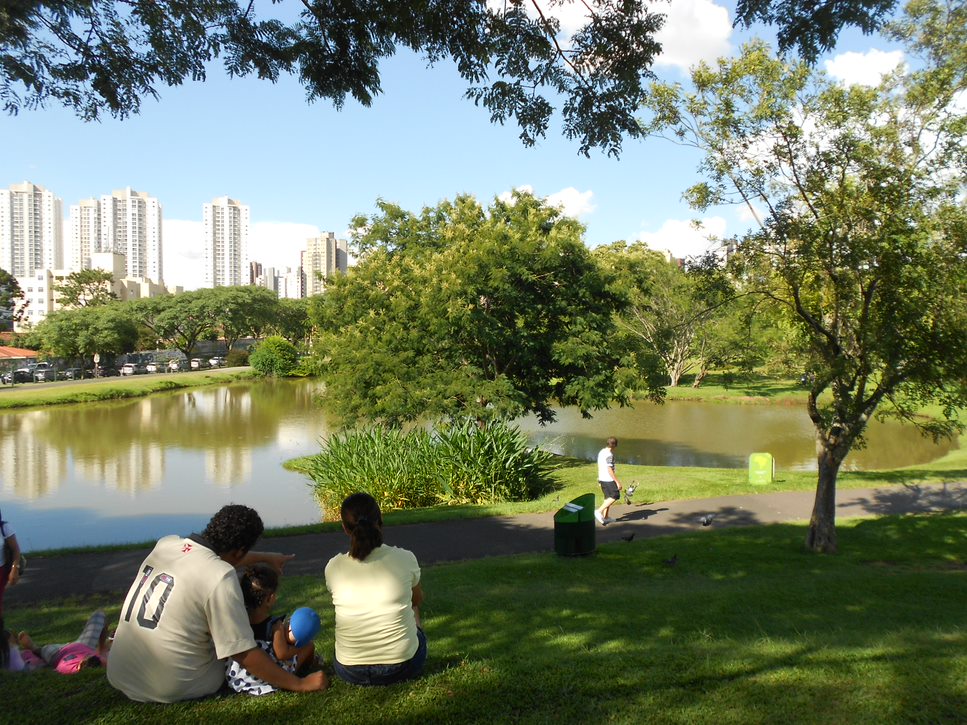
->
xmin=553 ymin=492 xmax=597 ymax=556
xmin=748 ymin=452 xmax=775 ymax=485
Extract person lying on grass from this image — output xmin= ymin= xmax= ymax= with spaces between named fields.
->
xmin=107 ymin=504 xmax=328 ymax=702
xmin=15 ymin=609 xmax=112 ymax=673
xmin=226 ymin=563 xmax=322 ymax=696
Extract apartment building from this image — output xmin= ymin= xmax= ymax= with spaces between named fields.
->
xmin=203 ymin=196 xmax=249 ymax=287
xmin=0 ymin=181 xmax=63 ymax=277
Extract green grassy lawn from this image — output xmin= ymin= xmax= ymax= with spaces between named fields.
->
xmin=0 ymin=368 xmax=256 ymax=410
xmin=3 ymin=514 xmax=965 ymax=724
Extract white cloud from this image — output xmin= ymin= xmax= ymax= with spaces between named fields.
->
xmin=162 ymin=219 xmax=205 ymax=290
xmin=162 ymin=219 xmax=321 ymax=291
xmin=545 ymin=187 xmax=596 ymax=218
xmin=651 ymin=0 xmax=732 ymax=72
xmin=825 ymin=49 xmax=904 ymax=87
xmin=637 ymin=216 xmax=728 ymax=259
xmin=498 ymin=185 xmax=595 ymax=220
xmin=487 ymin=0 xmax=732 ymax=73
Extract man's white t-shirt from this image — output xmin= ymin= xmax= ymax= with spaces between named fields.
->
xmin=597 ymin=447 xmax=616 ymax=482
xmin=107 ymin=535 xmax=256 ymax=703
xmin=325 ymin=545 xmax=421 ymax=666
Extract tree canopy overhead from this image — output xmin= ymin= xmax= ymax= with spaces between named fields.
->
xmin=0 ymin=0 xmax=904 ymax=156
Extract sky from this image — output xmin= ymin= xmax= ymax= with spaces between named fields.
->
xmin=0 ymin=1 xmax=906 ymax=290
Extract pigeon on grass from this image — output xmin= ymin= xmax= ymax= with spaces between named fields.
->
xmin=624 ymin=482 xmax=638 ymax=505
xmin=662 ymin=554 xmax=678 ymax=567
xmin=621 ymin=533 xmax=635 ymax=542
xmin=700 ymin=514 xmax=716 ymax=527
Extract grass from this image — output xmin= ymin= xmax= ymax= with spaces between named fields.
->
xmin=0 ymin=369 xmax=257 ymax=410
xmin=3 ymin=513 xmax=966 ymax=723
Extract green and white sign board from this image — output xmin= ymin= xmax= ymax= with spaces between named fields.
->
xmin=748 ymin=452 xmax=775 ymax=485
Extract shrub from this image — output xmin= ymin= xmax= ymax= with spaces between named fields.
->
xmin=298 ymin=420 xmax=556 ymax=517
xmin=249 ymin=336 xmax=298 ymax=377
xmin=226 ymin=348 xmax=250 ymax=367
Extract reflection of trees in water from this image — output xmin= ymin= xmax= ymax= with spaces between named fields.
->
xmin=0 ymin=380 xmax=325 ymax=497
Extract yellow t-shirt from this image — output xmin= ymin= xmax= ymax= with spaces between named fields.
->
xmin=325 ymin=545 xmax=421 ymax=665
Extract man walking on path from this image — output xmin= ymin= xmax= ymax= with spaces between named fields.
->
xmin=595 ymin=437 xmax=622 ymax=525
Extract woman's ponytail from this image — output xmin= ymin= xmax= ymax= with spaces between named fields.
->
xmin=341 ymin=493 xmax=384 ymax=561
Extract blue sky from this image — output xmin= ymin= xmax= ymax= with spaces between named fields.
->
xmin=0 ymin=1 xmax=904 ymax=290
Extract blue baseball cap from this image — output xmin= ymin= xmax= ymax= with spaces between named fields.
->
xmin=289 ymin=607 xmax=321 ymax=647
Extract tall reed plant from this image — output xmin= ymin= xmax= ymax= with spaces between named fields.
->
xmin=298 ymin=420 xmax=556 ymax=517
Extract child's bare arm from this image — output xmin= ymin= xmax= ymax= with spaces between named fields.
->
xmin=272 ymin=621 xmax=299 ymax=661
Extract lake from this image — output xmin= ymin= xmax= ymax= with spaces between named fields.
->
xmin=0 ymin=379 xmax=954 ymax=550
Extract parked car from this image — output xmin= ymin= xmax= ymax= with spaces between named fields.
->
xmin=33 ymin=364 xmax=57 ymax=382
xmin=121 ymin=363 xmax=147 ymax=376
xmin=190 ymin=358 xmax=208 ymax=370
xmin=59 ymin=368 xmax=82 ymax=380
xmin=1 ymin=368 xmax=34 ymax=384
xmin=208 ymin=356 xmax=225 ymax=368
xmin=93 ymin=365 xmax=120 ymax=377
xmin=167 ymin=359 xmax=183 ymax=372
xmin=145 ymin=362 xmax=161 ymax=374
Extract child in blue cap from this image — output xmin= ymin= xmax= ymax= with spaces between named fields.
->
xmin=226 ymin=564 xmax=322 ymax=695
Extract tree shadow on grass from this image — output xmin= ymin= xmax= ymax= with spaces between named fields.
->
xmin=842 ymin=481 xmax=967 ymax=517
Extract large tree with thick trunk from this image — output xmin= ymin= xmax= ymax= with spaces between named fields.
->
xmin=644 ymin=0 xmax=967 ymax=552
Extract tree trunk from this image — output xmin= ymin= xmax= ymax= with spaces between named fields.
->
xmin=692 ymin=367 xmax=708 ymax=388
xmin=805 ymin=443 xmax=846 ymax=553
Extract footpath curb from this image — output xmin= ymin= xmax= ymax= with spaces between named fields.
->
xmin=6 ymin=482 xmax=965 ymax=606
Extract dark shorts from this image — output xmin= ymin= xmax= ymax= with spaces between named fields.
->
xmin=599 ymin=480 xmax=620 ymax=502
xmin=334 ymin=627 xmax=427 ymax=687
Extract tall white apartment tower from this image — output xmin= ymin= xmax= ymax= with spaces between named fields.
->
xmin=68 ymin=198 xmax=100 ymax=272
xmin=203 ymin=196 xmax=250 ymax=287
xmin=301 ymin=232 xmax=348 ymax=296
xmin=0 ymin=181 xmax=63 ymax=276
xmin=95 ymin=187 xmax=163 ymax=281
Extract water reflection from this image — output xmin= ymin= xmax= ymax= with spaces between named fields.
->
xmin=0 ymin=380 xmax=333 ymax=550
xmin=0 ymin=381 xmax=955 ymax=551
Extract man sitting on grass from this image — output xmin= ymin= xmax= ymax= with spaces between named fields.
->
xmin=107 ymin=504 xmax=328 ymax=702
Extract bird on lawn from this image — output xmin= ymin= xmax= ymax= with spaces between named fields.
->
xmin=624 ymin=483 xmax=638 ymax=505
xmin=621 ymin=533 xmax=635 ymax=542
xmin=662 ymin=554 xmax=678 ymax=567
xmin=700 ymin=514 xmax=716 ymax=527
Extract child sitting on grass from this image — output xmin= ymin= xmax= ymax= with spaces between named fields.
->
xmin=226 ymin=563 xmax=321 ymax=696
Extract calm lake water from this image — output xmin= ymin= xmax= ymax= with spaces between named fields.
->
xmin=0 ymin=379 xmax=955 ymax=551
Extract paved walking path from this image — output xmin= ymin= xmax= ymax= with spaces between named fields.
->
xmin=6 ymin=482 xmax=965 ymax=606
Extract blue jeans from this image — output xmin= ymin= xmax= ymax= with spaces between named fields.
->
xmin=333 ymin=628 xmax=427 ymax=686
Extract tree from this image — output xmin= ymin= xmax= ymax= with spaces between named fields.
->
xmin=132 ymin=291 xmax=219 ymax=360
xmin=0 ymin=1 xmax=900 ymax=157
xmin=311 ymin=192 xmax=645 ymax=428
xmin=53 ymin=269 xmax=118 ymax=307
xmin=208 ymin=285 xmax=280 ymax=351
xmin=249 ymin=335 xmax=299 ymax=377
xmin=271 ymin=297 xmax=312 ymax=348
xmin=594 ymin=243 xmax=743 ymax=387
xmin=33 ymin=304 xmax=139 ymax=363
xmin=0 ymin=268 xmax=26 ymax=330
xmin=644 ymin=0 xmax=967 ymax=552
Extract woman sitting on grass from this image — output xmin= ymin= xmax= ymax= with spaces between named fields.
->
xmin=325 ymin=492 xmax=427 ymax=686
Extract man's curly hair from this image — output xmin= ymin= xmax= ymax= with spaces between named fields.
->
xmin=201 ymin=505 xmax=264 ymax=555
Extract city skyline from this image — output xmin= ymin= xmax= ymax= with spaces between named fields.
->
xmin=0 ymin=1 xmax=906 ymax=291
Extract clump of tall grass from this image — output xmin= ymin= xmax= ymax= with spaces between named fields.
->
xmin=298 ymin=420 xmax=557 ymax=516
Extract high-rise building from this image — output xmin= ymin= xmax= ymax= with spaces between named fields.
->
xmin=0 ymin=181 xmax=63 ymax=277
xmin=69 ymin=188 xmax=163 ymax=281
xmin=203 ymin=196 xmax=249 ymax=287
xmin=301 ymin=232 xmax=347 ymax=296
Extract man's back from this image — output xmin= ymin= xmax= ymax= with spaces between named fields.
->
xmin=107 ymin=535 xmax=255 ymax=703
